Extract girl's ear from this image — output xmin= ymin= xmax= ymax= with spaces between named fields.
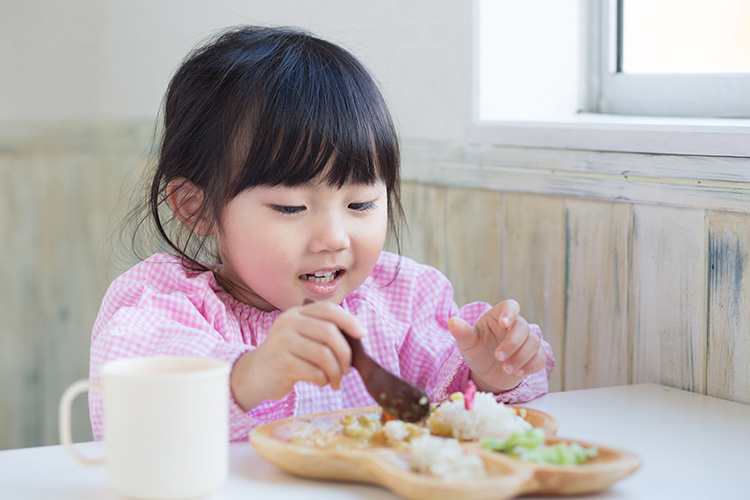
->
xmin=166 ymin=178 xmax=213 ymax=237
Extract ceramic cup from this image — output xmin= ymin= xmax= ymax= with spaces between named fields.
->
xmin=59 ymin=356 xmax=231 ymax=499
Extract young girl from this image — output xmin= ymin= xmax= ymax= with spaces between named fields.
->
xmin=89 ymin=25 xmax=554 ymax=441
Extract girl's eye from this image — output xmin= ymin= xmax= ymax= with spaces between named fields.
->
xmin=348 ymin=201 xmax=377 ymax=212
xmin=271 ymin=205 xmax=305 ymax=215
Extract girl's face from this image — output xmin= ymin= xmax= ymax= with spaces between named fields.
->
xmin=213 ymin=179 xmax=388 ymax=311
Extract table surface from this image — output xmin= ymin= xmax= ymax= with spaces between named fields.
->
xmin=2 ymin=383 xmax=748 ymax=499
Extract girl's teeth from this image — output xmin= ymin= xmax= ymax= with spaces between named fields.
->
xmin=303 ymin=270 xmax=338 ymax=284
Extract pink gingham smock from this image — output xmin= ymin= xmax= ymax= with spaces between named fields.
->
xmin=89 ymin=251 xmax=554 ymax=441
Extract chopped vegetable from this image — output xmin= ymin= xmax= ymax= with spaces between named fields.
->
xmin=481 ymin=429 xmax=598 ymax=465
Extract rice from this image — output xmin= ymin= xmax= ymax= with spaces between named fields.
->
xmin=427 ymin=391 xmax=531 ymax=441
xmin=409 ymin=435 xmax=486 ymax=480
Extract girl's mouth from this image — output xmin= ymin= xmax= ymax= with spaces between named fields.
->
xmin=299 ymin=269 xmax=344 ymax=284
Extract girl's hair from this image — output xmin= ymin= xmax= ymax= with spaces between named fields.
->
xmin=139 ymin=25 xmax=403 ymax=269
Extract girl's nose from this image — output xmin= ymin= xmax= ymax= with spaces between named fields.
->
xmin=307 ymin=213 xmax=351 ymax=253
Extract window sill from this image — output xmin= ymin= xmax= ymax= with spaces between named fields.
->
xmin=469 ymin=114 xmax=750 ymax=158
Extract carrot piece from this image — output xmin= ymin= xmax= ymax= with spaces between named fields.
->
xmin=381 ymin=410 xmax=398 ymax=423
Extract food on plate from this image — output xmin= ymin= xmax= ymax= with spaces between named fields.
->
xmin=481 ymin=428 xmax=599 ymax=465
xmin=341 ymin=413 xmax=428 ymax=448
xmin=284 ymin=386 xmax=553 ymax=480
xmin=409 ymin=435 xmax=486 ymax=480
xmin=291 ymin=386 xmax=537 ymax=452
xmin=428 ymin=390 xmax=532 ymax=441
xmin=287 ymin=422 xmax=338 ymax=448
xmin=340 ymin=413 xmax=381 ymax=440
xmin=341 ymin=412 xmax=488 ymax=479
xmin=249 ymin=390 xmax=641 ymax=498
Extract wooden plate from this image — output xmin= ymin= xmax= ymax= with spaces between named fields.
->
xmin=249 ymin=405 xmax=640 ymax=500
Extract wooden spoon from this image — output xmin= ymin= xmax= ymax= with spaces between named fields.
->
xmin=344 ymin=334 xmax=431 ymax=423
xmin=302 ymin=299 xmax=430 ymax=422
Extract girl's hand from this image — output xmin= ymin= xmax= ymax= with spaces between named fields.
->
xmin=230 ymin=302 xmax=364 ymax=412
xmin=448 ymin=299 xmax=546 ymax=393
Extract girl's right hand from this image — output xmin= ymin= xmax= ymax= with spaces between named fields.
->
xmin=229 ymin=301 xmax=365 ymax=412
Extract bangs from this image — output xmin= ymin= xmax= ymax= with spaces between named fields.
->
xmin=226 ymin=33 xmax=398 ymax=196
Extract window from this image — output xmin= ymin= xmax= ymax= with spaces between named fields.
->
xmin=595 ymin=0 xmax=750 ymax=118
xmin=474 ymin=0 xmax=750 ymax=156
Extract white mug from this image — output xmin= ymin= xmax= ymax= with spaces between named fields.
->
xmin=59 ymin=356 xmax=231 ymax=499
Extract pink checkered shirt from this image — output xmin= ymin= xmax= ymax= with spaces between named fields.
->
xmin=89 ymin=251 xmax=554 ymax=441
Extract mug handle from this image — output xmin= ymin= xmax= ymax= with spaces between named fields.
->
xmin=58 ymin=379 xmax=105 ymax=466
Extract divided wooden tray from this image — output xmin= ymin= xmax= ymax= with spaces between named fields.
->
xmin=249 ymin=405 xmax=641 ymax=500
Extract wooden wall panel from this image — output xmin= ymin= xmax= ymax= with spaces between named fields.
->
xmin=0 ymin=128 xmax=145 ymax=450
xmin=402 ymin=141 xmax=750 ymax=213
xmin=0 ymin=154 xmax=42 ymax=450
xmin=631 ymin=205 xmax=707 ymax=393
xmin=500 ymin=194 xmax=566 ymax=392
xmin=35 ymin=153 xmax=132 ymax=446
xmin=398 ymin=182 xmax=448 ymax=273
xmin=400 ymin=183 xmax=505 ymax=316
xmin=444 ymin=187 xmax=502 ymax=306
xmin=563 ymin=199 xmax=631 ymax=390
xmin=707 ymin=211 xmax=750 ymax=404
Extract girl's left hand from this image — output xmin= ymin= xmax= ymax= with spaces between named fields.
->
xmin=448 ymin=299 xmax=546 ymax=393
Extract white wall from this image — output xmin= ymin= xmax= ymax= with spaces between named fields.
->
xmin=0 ymin=0 xmax=473 ymax=142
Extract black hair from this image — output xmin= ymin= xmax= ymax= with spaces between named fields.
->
xmin=139 ymin=25 xmax=403 ymax=269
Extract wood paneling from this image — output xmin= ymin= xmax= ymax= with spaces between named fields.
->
xmin=398 ymin=173 xmax=748 ymax=405
xmin=0 ymin=153 xmax=41 ymax=449
xmin=401 ymin=141 xmax=750 ymax=212
xmin=444 ymin=187 xmax=502 ymax=306
xmin=4 ymin=128 xmax=750 ymax=450
xmin=500 ymin=193 xmax=566 ymax=392
xmin=398 ymin=183 xmax=730 ymax=397
xmin=630 ymin=205 xmax=707 ymax=393
xmin=707 ymin=211 xmax=750 ymax=404
xmin=398 ymin=182 xmax=448 ymax=272
xmin=563 ymin=199 xmax=631 ymax=390
xmin=0 ymin=125 xmax=145 ymax=449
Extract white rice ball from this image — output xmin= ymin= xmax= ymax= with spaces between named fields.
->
xmin=383 ymin=420 xmax=410 ymax=442
xmin=409 ymin=435 xmax=486 ymax=480
xmin=428 ymin=391 xmax=531 ymax=441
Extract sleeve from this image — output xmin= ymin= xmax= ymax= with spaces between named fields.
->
xmin=395 ymin=265 xmax=482 ymax=401
xmin=396 ymin=265 xmax=554 ymax=405
xmin=88 ymin=277 xmax=296 ymax=442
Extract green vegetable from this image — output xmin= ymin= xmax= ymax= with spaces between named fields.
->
xmin=480 ymin=429 xmax=598 ymax=465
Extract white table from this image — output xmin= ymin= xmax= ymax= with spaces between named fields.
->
xmin=2 ymin=384 xmax=748 ymax=499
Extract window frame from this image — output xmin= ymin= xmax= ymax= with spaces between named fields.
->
xmin=470 ymin=0 xmax=750 ymax=157
xmin=595 ymin=0 xmax=750 ymax=119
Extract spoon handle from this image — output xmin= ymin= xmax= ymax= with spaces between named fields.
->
xmin=345 ymin=335 xmax=382 ymax=381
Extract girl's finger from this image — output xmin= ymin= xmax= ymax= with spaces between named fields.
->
xmin=267 ymin=349 xmax=329 ymax=393
xmin=298 ymin=301 xmax=366 ymax=339
xmin=494 ymin=315 xmax=529 ymax=362
xmin=282 ymin=353 xmax=330 ymax=388
xmin=502 ymin=332 xmax=541 ymax=375
xmin=448 ymin=316 xmax=478 ymax=351
xmin=277 ymin=310 xmax=354 ymax=375
xmin=287 ymin=334 xmax=345 ymax=389
xmin=512 ymin=345 xmax=547 ymax=377
xmin=497 ymin=299 xmax=520 ymax=328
